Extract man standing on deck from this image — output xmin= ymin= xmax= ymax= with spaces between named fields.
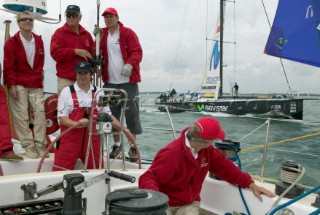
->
xmin=53 ymin=61 xmax=135 ymax=171
xmin=0 ymin=63 xmax=23 ymax=161
xmin=3 ymin=11 xmax=47 ymax=159
xmin=139 ymin=117 xmax=275 ymax=214
xmin=50 ymin=5 xmax=94 ymax=95
xmin=234 ymin=82 xmax=239 ymax=99
xmin=97 ymin=7 xmax=143 ymax=162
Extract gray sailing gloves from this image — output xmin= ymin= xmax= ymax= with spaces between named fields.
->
xmin=121 ymin=64 xmax=133 ymax=77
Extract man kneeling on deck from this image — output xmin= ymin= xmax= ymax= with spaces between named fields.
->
xmin=139 ymin=117 xmax=275 ymax=215
xmin=53 ymin=61 xmax=135 ymax=171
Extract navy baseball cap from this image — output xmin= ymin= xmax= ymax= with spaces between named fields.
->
xmin=75 ymin=61 xmax=92 ymax=73
xmin=65 ymin=5 xmax=80 ymax=13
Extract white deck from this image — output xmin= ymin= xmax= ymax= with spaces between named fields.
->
xmin=0 ymin=157 xmax=318 ymax=215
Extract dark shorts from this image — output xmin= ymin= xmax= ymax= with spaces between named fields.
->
xmin=103 ymin=83 xmax=142 ymax=135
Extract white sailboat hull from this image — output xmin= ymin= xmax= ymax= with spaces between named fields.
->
xmin=0 ymin=158 xmax=317 ymax=215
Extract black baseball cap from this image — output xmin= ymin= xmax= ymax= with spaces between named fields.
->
xmin=75 ymin=61 xmax=92 ymax=73
xmin=65 ymin=5 xmax=80 ymax=13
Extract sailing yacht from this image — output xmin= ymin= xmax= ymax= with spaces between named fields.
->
xmin=155 ymin=0 xmax=318 ymax=120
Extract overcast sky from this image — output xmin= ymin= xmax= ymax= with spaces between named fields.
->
xmin=0 ymin=0 xmax=319 ymax=94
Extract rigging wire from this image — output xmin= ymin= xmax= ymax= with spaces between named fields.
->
xmin=168 ymin=0 xmax=191 ymax=91
xmin=233 ymin=0 xmax=237 ymax=85
xmin=223 ymin=0 xmax=237 ymax=93
xmin=260 ymin=0 xmax=294 ymax=98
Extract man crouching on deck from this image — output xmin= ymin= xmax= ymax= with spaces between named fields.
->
xmin=53 ymin=61 xmax=135 ymax=171
xmin=139 ymin=117 xmax=275 ymax=215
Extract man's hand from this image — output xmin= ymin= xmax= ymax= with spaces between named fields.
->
xmin=96 ymin=67 xmax=102 ymax=78
xmin=93 ymin=25 xmax=102 ymax=36
xmin=78 ymin=118 xmax=90 ymax=128
xmin=75 ymin=49 xmax=93 ymax=61
xmin=9 ymin=85 xmax=18 ymax=99
xmin=121 ymin=64 xmax=132 ymax=77
xmin=249 ymin=183 xmax=276 ymax=201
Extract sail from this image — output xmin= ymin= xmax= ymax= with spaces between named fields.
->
xmin=199 ymin=1 xmax=226 ymax=99
xmin=265 ymin=0 xmax=320 ymax=67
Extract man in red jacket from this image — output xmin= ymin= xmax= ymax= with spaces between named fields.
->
xmin=98 ymin=7 xmax=143 ymax=162
xmin=50 ymin=5 xmax=94 ymax=95
xmin=3 ymin=11 xmax=46 ymax=159
xmin=139 ymin=117 xmax=275 ymax=214
xmin=0 ymin=64 xmax=23 ymax=161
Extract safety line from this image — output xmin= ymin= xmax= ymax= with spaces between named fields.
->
xmin=241 ymin=131 xmax=320 ymax=153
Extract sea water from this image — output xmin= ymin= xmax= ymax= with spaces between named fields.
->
xmin=138 ymin=94 xmax=320 ymax=188
xmin=12 ymin=94 xmax=320 ymax=188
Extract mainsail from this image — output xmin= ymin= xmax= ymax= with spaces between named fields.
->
xmin=199 ymin=1 xmax=226 ymax=99
xmin=265 ymin=0 xmax=320 ymax=67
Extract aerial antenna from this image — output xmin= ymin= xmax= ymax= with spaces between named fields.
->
xmin=92 ymin=0 xmax=103 ymax=87
xmin=39 ymin=0 xmax=62 ymax=24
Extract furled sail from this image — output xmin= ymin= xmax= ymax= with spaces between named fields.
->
xmin=265 ymin=0 xmax=320 ymax=67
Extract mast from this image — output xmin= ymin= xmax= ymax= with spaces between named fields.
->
xmin=219 ymin=0 xmax=224 ymax=97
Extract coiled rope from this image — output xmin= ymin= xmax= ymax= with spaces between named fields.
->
xmin=271 ymin=163 xmax=305 ymax=209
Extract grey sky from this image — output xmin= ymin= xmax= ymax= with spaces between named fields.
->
xmin=0 ymin=0 xmax=319 ymax=94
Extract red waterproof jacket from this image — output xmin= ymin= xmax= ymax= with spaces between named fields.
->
xmin=100 ymin=22 xmax=143 ymax=84
xmin=139 ymin=128 xmax=254 ymax=207
xmin=3 ymin=32 xmax=44 ymax=88
xmin=50 ymin=23 xmax=94 ymax=81
xmin=0 ymin=84 xmax=13 ymax=156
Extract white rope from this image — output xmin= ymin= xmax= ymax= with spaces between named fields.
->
xmin=271 ymin=167 xmax=305 ymax=208
xmin=237 ymin=119 xmax=269 ymax=142
xmin=270 ymin=148 xmax=320 ymax=158
xmin=281 ymin=166 xmax=303 ymax=184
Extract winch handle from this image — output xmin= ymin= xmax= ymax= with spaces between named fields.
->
xmin=109 ymin=171 xmax=136 ymax=183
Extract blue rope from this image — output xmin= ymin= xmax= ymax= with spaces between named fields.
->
xmin=238 ymin=186 xmax=251 ymax=215
xmin=214 ymin=142 xmax=253 ymax=215
xmin=215 ymin=142 xmax=251 ymax=215
xmin=309 ymin=208 xmax=320 ymax=215
xmin=268 ymin=185 xmax=320 ymax=215
xmin=236 ymin=153 xmax=251 ymax=215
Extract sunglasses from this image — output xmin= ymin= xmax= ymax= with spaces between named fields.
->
xmin=66 ymin=13 xmax=79 ymax=18
xmin=19 ymin=18 xmax=34 ymax=22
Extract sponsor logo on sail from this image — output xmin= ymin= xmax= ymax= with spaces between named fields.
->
xmin=277 ymin=37 xmax=288 ymax=47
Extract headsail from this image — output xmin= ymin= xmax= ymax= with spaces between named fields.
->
xmin=199 ymin=1 xmax=226 ymax=99
xmin=265 ymin=0 xmax=320 ymax=67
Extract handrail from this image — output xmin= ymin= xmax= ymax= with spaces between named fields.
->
xmin=267 ymin=185 xmax=320 ymax=215
xmin=161 ymin=105 xmax=178 ymax=139
xmin=260 ymin=118 xmax=271 ymax=181
xmin=0 ymin=164 xmax=3 ymax=176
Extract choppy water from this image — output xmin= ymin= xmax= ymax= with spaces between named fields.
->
xmin=138 ymin=94 xmax=320 ymax=188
